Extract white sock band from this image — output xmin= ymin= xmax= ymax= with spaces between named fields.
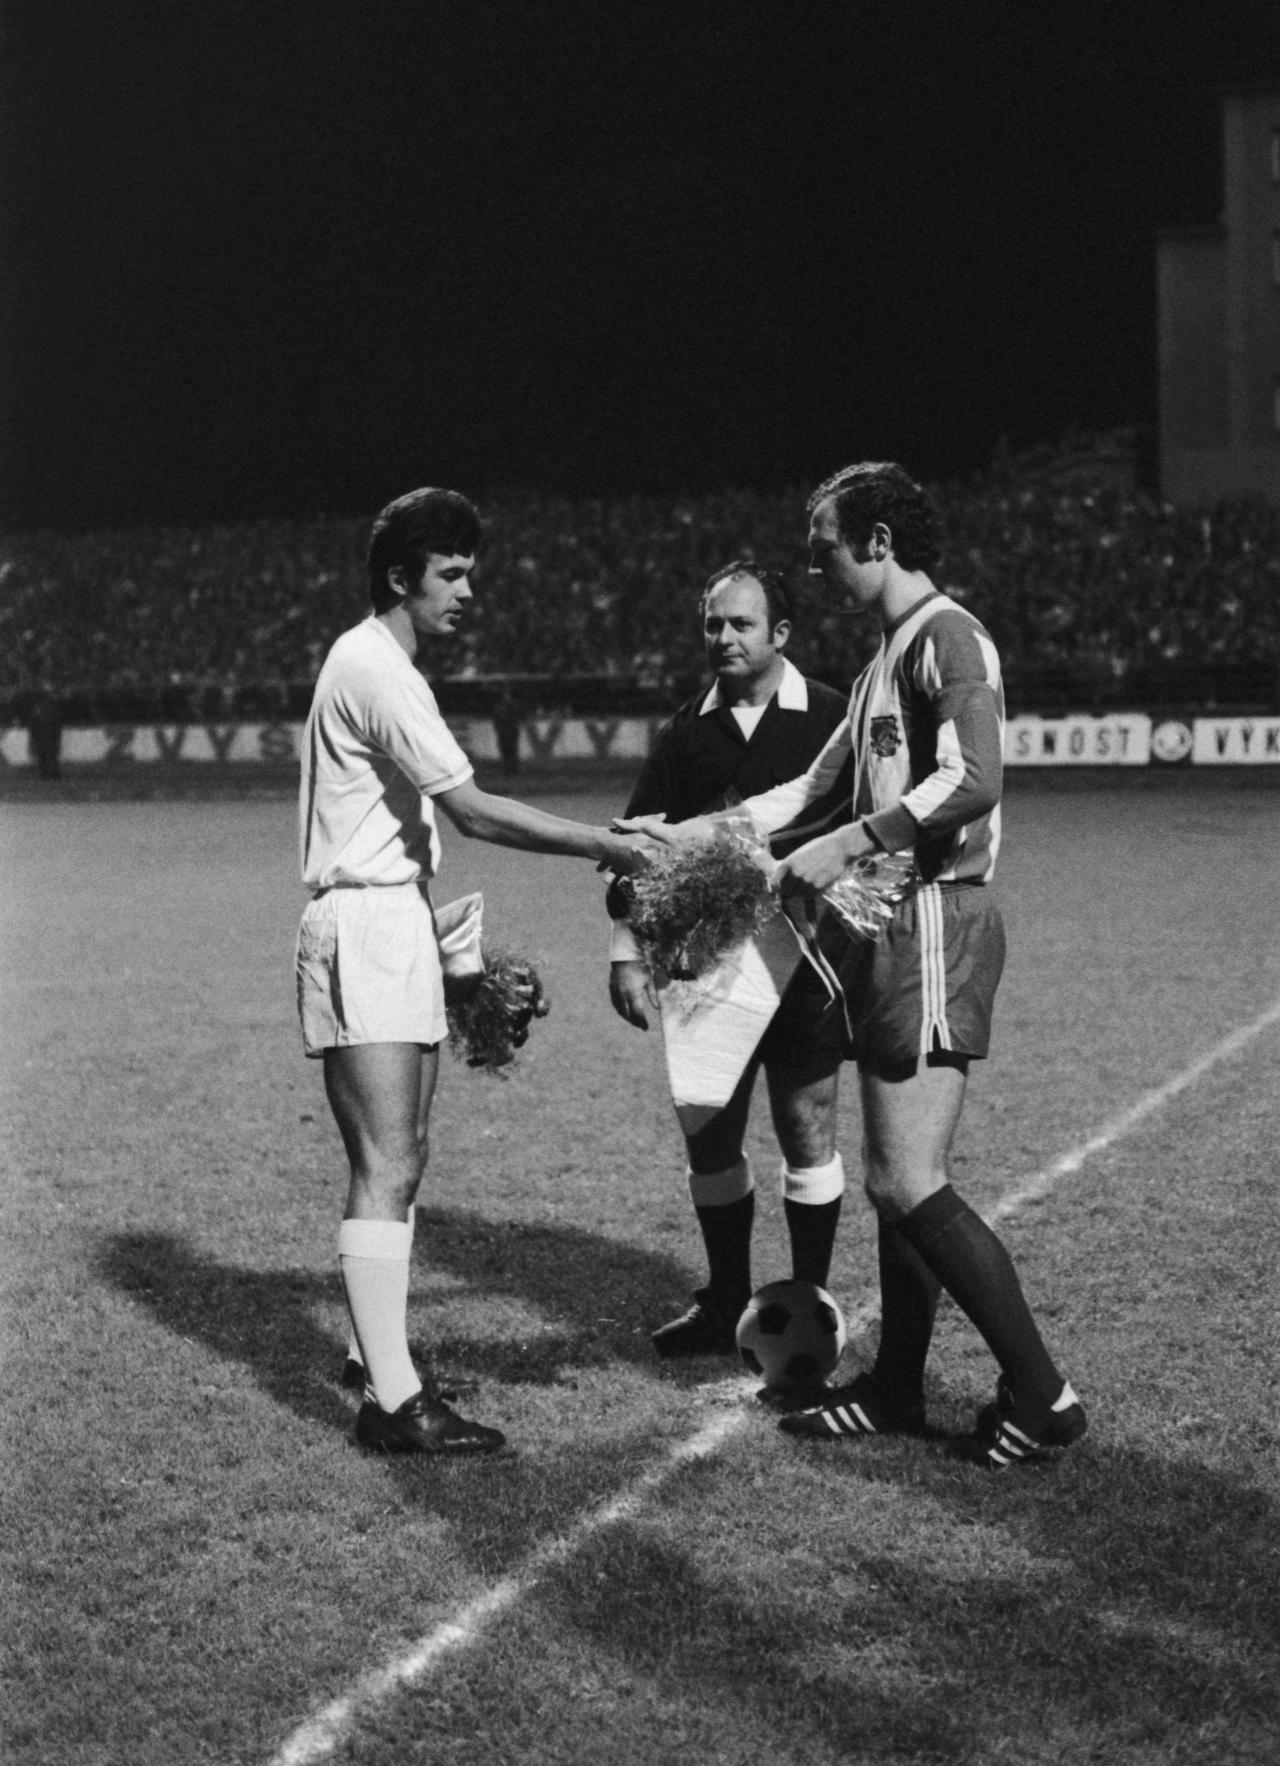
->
xmin=780 ymin=1153 xmax=845 ymax=1206
xmin=338 ymin=1217 xmax=414 ymax=1260
xmin=687 ymin=1157 xmax=753 ymax=1210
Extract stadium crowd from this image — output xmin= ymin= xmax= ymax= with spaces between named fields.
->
xmin=3 ymin=462 xmax=1278 ymax=724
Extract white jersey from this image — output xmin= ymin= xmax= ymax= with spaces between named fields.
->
xmin=299 ymin=615 xmax=473 ymax=892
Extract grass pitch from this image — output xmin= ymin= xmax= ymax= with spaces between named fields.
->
xmin=2 ymin=782 xmax=1279 ymax=1765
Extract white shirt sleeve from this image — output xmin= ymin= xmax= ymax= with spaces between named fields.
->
xmin=609 ymin=918 xmax=644 ymax=962
xmin=738 ymin=714 xmax=854 ymax=836
xmin=345 ymin=647 xmax=473 ymax=794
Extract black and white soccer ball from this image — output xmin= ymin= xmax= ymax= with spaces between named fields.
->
xmin=735 ymin=1279 xmax=847 ymax=1390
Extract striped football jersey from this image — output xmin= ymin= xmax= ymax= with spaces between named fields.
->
xmin=744 ymin=590 xmax=1005 ymax=886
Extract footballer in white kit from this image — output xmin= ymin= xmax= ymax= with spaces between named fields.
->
xmin=296 ymin=486 xmax=644 ymax=1457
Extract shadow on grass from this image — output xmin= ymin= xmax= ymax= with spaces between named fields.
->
xmin=527 ymin=1444 xmax=1280 ymax=1758
xmin=95 ymin=1230 xmax=1280 ymax=1750
xmin=99 ymin=1208 xmax=720 ymax=1426
xmin=101 ymin=1206 xmax=705 ymax=1386
xmin=98 ymin=1217 xmax=738 ymax=1565
xmin=101 ymin=1230 xmax=355 ymax=1438
xmin=410 ymin=1204 xmax=720 ymax=1390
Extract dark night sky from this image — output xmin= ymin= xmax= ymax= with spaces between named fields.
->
xmin=1 ymin=0 xmax=1276 ymax=531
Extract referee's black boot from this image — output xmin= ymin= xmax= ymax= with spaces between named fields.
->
xmin=650 ymin=1287 xmax=743 ymax=1358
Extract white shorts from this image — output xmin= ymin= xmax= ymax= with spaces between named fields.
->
xmin=295 ymin=884 xmax=447 ymax=1058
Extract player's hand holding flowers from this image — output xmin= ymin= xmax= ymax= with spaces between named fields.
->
xmin=617 ymin=808 xmax=917 ymax=985
xmin=777 ymin=827 xmax=917 ymax=941
xmin=774 ymin=824 xmax=876 ymax=896
xmin=446 ymin=945 xmax=551 ymax=1073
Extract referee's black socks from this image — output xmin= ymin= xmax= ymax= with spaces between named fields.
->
xmin=783 ymin=1196 xmax=843 ymax=1290
xmin=689 ymin=1177 xmax=755 ymax=1321
xmin=781 ymin=1153 xmax=846 ymax=1291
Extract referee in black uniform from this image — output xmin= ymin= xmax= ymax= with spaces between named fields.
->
xmin=608 ymin=561 xmax=855 ymax=1359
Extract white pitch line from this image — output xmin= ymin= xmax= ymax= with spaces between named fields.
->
xmin=267 ymin=993 xmax=1280 ymax=1766
xmin=269 ymin=1408 xmax=749 ymax=1766
xmin=987 ymin=991 xmax=1280 ymax=1224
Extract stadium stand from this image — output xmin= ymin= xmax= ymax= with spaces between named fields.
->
xmin=3 ymin=465 xmax=1278 ymax=740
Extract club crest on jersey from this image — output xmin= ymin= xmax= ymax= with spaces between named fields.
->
xmin=869 ymin=716 xmax=902 ymax=757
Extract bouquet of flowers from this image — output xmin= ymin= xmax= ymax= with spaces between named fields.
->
xmin=624 ymin=807 xmax=775 ymax=981
xmin=624 ymin=807 xmax=917 ymax=982
xmin=435 ymin=892 xmax=549 ymax=1075
xmin=445 ymin=946 xmax=550 ymax=1074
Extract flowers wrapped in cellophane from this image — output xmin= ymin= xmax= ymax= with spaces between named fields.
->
xmin=820 ymin=850 xmax=918 ymax=939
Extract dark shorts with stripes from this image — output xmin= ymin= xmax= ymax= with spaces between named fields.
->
xmin=830 ymin=882 xmax=1006 ymax=1073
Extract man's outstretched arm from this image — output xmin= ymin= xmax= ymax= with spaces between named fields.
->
xmin=437 ymin=777 xmax=646 ymax=872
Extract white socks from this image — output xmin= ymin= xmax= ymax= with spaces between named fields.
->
xmin=780 ymin=1153 xmax=845 ymax=1206
xmin=686 ymin=1157 xmax=754 ymax=1209
xmin=345 ymin=1207 xmax=414 ymax=1372
xmin=339 ymin=1214 xmax=419 ymax=1412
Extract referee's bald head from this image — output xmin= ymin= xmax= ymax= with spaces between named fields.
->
xmin=701 ymin=559 xmax=795 ymax=631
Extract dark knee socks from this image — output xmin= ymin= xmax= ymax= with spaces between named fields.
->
xmin=894 ymin=1183 xmax=1063 ymax=1412
xmin=872 ymin=1217 xmax=941 ymax=1400
xmin=694 ymin=1190 xmax=755 ymax=1315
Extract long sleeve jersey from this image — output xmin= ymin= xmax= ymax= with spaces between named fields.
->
xmin=743 ymin=591 xmax=1005 ymax=886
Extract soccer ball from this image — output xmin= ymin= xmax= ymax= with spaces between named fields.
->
xmin=735 ymin=1279 xmax=847 ymax=1390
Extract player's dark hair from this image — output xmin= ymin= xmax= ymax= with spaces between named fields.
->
xmin=367 ymin=487 xmax=482 ymax=609
xmin=807 ymin=462 xmax=942 ymax=573
xmin=700 ymin=559 xmax=795 ymax=630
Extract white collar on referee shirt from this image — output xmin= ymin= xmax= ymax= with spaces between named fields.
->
xmin=698 ymin=655 xmax=809 ymax=717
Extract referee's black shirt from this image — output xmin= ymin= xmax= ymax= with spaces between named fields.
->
xmin=618 ymin=662 xmax=854 ymax=867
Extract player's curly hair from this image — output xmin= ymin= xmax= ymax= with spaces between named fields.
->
xmin=807 ymin=462 xmax=942 ymax=573
xmin=367 ymin=487 xmax=483 ymax=609
xmin=700 ymin=558 xmax=795 ymax=630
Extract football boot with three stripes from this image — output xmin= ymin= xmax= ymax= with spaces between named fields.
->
xmin=953 ymin=1377 xmax=1088 ymax=1470
xmin=778 ymin=1372 xmax=927 ymax=1440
